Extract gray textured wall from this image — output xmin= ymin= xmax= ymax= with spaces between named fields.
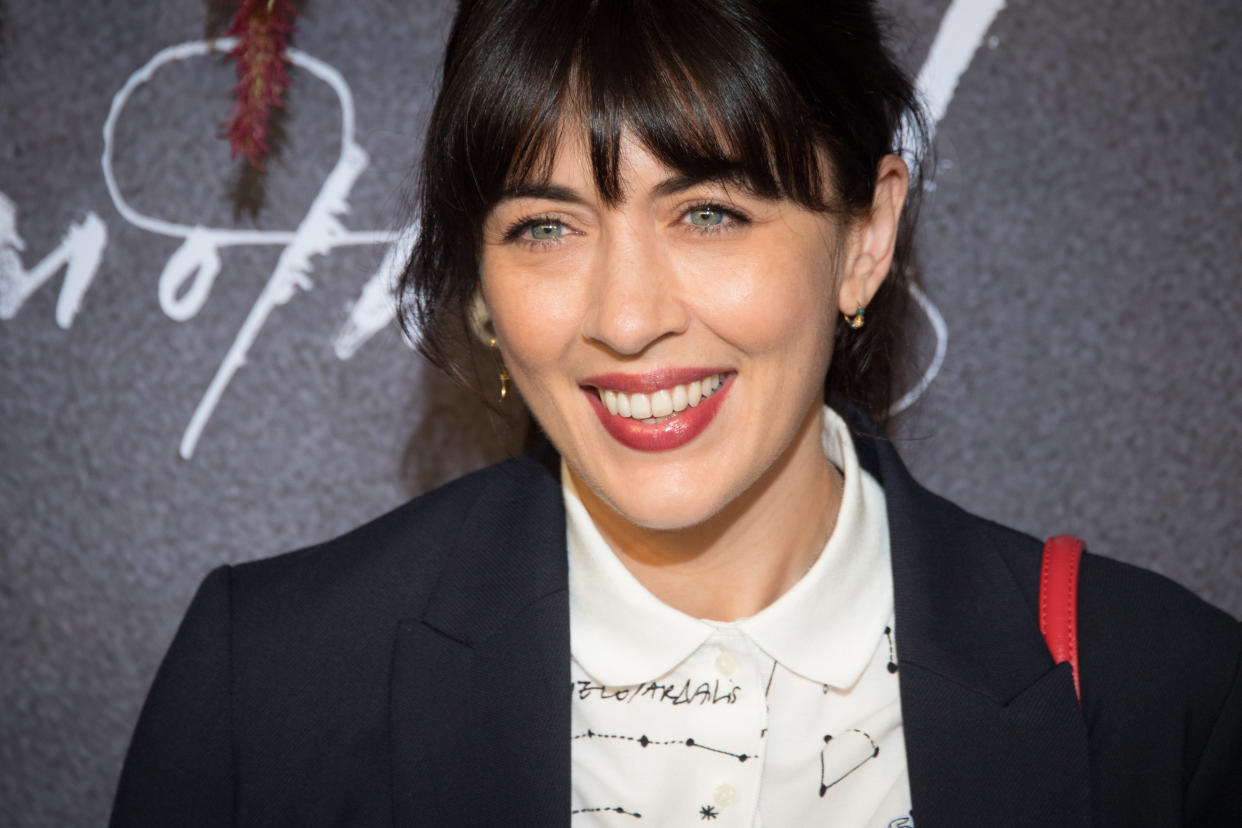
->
xmin=2 ymin=1 xmax=1239 ymax=824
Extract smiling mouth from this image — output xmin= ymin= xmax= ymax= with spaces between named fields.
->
xmin=593 ymin=373 xmax=725 ymax=423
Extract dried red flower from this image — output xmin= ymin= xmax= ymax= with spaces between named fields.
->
xmin=223 ymin=0 xmax=299 ymax=170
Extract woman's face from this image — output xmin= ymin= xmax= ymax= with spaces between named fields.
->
xmin=479 ymin=133 xmax=855 ymax=531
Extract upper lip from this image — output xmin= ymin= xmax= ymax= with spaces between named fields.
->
xmin=581 ymin=368 xmax=730 ymax=393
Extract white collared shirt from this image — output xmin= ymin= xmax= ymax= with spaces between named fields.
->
xmin=566 ymin=405 xmax=912 ymax=827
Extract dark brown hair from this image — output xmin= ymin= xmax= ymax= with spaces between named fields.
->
xmin=398 ymin=0 xmax=928 ymax=425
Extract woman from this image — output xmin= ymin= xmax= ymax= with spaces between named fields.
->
xmin=112 ymin=1 xmax=1242 ymax=825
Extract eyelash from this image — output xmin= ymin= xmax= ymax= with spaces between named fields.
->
xmin=502 ymin=214 xmax=565 ymax=247
xmin=502 ymin=202 xmax=751 ymax=248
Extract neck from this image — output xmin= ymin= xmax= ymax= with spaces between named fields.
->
xmin=574 ymin=403 xmax=842 ymax=622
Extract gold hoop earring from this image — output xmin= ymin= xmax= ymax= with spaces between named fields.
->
xmin=489 ymin=337 xmax=510 ymax=402
xmin=844 ymin=305 xmax=867 ymax=329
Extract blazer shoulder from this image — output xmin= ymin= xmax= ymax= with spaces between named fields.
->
xmin=957 ymin=505 xmax=1240 ymax=669
xmin=227 ymin=451 xmax=554 ymax=625
xmin=980 ymin=516 xmax=1242 ymax=695
xmin=1077 ymin=550 xmax=1241 ymax=701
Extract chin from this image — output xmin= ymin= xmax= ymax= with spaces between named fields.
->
xmin=591 ymin=471 xmax=740 ymax=532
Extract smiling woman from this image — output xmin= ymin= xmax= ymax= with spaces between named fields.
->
xmin=111 ymin=1 xmax=1242 ymax=826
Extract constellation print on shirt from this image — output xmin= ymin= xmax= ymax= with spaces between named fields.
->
xmin=699 ymin=804 xmax=720 ymax=820
xmin=819 ymin=729 xmax=880 ymax=796
xmin=571 ymin=805 xmax=642 ymax=819
xmin=885 ymin=625 xmax=899 ymax=674
xmin=572 ymin=730 xmax=755 ymax=762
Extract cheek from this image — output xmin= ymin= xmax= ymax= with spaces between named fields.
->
xmin=693 ymin=241 xmax=839 ymax=363
xmin=479 ymin=258 xmax=585 ymax=384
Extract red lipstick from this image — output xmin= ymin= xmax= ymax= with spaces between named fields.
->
xmin=582 ymin=372 xmax=734 ymax=452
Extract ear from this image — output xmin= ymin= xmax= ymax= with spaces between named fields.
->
xmin=838 ymin=155 xmax=910 ymax=316
xmin=468 ymin=290 xmax=496 ymax=346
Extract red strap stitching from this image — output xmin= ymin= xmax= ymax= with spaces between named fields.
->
xmin=1040 ymin=535 xmax=1083 ymax=704
xmin=1066 ymin=547 xmax=1080 ymax=674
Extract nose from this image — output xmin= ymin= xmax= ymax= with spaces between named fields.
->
xmin=580 ymin=223 xmax=689 ymax=356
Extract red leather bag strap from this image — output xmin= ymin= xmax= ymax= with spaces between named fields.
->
xmin=1039 ymin=534 xmax=1084 ymax=703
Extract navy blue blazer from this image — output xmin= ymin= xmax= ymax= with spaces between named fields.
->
xmin=112 ymin=406 xmax=1242 ymax=826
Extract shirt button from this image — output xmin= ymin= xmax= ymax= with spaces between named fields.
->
xmin=713 ymin=783 xmax=738 ymax=808
xmin=715 ymin=648 xmax=738 ymax=677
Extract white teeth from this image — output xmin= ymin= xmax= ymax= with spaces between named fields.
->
xmin=671 ymin=384 xmax=688 ymax=412
xmin=688 ymin=380 xmax=702 ymax=407
xmin=650 ymin=389 xmax=673 ymax=418
xmin=596 ymin=373 xmax=725 ymax=421
xmin=629 ymin=392 xmax=652 ymax=420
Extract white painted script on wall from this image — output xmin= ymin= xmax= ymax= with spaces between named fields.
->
xmin=1 ymin=0 xmax=1003 ymax=458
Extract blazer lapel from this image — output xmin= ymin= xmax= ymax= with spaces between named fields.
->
xmin=391 ymin=449 xmax=571 ymax=827
xmin=846 ymin=406 xmax=1093 ymax=827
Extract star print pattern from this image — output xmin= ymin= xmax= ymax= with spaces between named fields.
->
xmin=569 ymin=618 xmax=909 ymax=824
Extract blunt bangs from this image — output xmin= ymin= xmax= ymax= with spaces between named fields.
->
xmin=455 ymin=0 xmax=852 ymax=213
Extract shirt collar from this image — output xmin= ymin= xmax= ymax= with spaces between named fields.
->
xmin=566 ymin=404 xmax=893 ymax=690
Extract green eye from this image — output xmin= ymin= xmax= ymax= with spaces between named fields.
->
xmin=689 ymin=207 xmax=725 ymax=227
xmin=529 ymin=221 xmax=564 ymax=240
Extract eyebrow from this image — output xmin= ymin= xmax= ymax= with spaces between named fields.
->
xmin=650 ymin=173 xmax=733 ymax=198
xmin=498 ymin=183 xmax=590 ymax=205
xmin=497 ymin=173 xmax=751 ymax=206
